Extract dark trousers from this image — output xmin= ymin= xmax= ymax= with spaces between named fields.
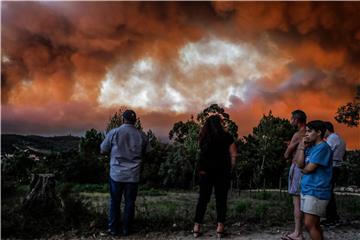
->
xmin=194 ymin=173 xmax=230 ymax=224
xmin=326 ymin=167 xmax=340 ymax=221
xmin=108 ymin=178 xmax=138 ymax=234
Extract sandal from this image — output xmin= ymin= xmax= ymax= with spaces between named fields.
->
xmin=193 ymin=223 xmax=202 ymax=238
xmin=216 ymin=231 xmax=224 ymax=238
xmin=281 ymin=233 xmax=303 ymax=240
xmin=216 ymin=223 xmax=225 ymax=238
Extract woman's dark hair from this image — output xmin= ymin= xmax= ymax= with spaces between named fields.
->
xmin=199 ymin=115 xmax=226 ymax=146
xmin=307 ymin=120 xmax=326 ymax=139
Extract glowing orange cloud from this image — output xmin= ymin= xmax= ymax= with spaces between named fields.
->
xmin=1 ymin=2 xmax=359 ymax=149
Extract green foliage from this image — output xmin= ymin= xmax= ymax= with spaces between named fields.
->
xmin=69 ymin=183 xmax=109 ymax=193
xmin=1 ymin=149 xmax=35 ymax=184
xmin=141 ymin=130 xmax=168 ymax=187
xmin=236 ymin=111 xmax=295 ymax=188
xmin=233 ymin=199 xmax=252 ymax=215
xmin=338 ymin=150 xmax=360 ymax=186
xmin=169 ymin=117 xmax=199 ymax=143
xmin=335 ymin=85 xmax=360 ymax=127
xmin=76 ymin=129 xmax=107 ymax=183
xmin=161 ymin=119 xmax=200 ymax=188
xmin=79 ymin=128 xmax=104 ymax=156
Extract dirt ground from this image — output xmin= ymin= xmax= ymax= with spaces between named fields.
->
xmin=49 ymin=221 xmax=360 ymax=240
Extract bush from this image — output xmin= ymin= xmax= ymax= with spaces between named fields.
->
xmin=338 ymin=150 xmax=360 ymax=186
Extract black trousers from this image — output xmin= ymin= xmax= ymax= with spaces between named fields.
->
xmin=194 ymin=173 xmax=230 ymax=224
xmin=326 ymin=167 xmax=340 ymax=221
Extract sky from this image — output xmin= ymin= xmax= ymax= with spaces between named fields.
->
xmin=1 ymin=1 xmax=360 ymax=149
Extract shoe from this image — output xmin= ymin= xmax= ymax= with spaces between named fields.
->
xmin=280 ymin=233 xmax=304 ymax=240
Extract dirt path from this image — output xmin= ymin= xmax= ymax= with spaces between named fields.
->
xmin=51 ymin=223 xmax=360 ymax=240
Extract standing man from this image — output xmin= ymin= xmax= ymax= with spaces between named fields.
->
xmin=100 ymin=110 xmax=149 ymax=236
xmin=282 ymin=110 xmax=307 ymax=240
xmin=323 ymin=121 xmax=346 ymax=225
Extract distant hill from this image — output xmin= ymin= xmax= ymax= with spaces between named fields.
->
xmin=1 ymin=134 xmax=81 ymax=154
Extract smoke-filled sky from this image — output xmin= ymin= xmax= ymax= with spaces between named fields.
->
xmin=1 ymin=1 xmax=360 ymax=149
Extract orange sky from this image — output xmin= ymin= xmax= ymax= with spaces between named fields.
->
xmin=1 ymin=2 xmax=360 ymax=149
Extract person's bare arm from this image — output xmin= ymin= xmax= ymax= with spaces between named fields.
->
xmin=294 ymin=136 xmax=306 ymax=168
xmin=302 ymin=163 xmax=318 ymax=174
xmin=229 ymin=143 xmax=237 ymax=170
xmin=284 ymin=132 xmax=300 ymax=159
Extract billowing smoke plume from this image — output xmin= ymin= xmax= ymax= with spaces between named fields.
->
xmin=2 ymin=2 xmax=360 ymax=148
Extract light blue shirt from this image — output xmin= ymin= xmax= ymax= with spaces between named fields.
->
xmin=100 ymin=124 xmax=149 ymax=182
xmin=302 ymin=141 xmax=333 ymax=200
xmin=326 ymin=133 xmax=346 ymax=167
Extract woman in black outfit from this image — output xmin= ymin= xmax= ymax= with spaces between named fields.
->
xmin=193 ymin=115 xmax=237 ymax=238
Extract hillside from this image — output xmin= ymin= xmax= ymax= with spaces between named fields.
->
xmin=1 ymin=134 xmax=81 ymax=154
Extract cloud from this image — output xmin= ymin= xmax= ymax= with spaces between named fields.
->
xmin=1 ymin=2 xmax=359 ymax=148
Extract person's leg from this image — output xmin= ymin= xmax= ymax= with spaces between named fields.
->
xmin=326 ymin=167 xmax=340 ymax=222
xmin=287 ymin=164 xmax=303 ymax=239
xmin=194 ymin=174 xmax=213 ymax=224
xmin=214 ymin=175 xmax=230 ymax=225
xmin=122 ymin=182 xmax=138 ymax=235
xmin=304 ymin=213 xmax=323 ymax=240
xmin=108 ymin=178 xmax=124 ymax=235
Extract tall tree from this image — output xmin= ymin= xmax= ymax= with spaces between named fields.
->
xmin=236 ymin=111 xmax=295 ymax=188
xmin=335 ymin=85 xmax=360 ymax=127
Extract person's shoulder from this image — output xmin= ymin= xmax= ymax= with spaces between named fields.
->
xmin=292 ymin=131 xmax=302 ymax=139
xmin=320 ymin=141 xmax=332 ymax=152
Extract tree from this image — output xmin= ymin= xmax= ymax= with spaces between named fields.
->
xmin=169 ymin=116 xmax=199 ymax=143
xmin=161 ymin=119 xmax=200 ymax=188
xmin=72 ymin=128 xmax=108 ymax=183
xmin=1 ymin=149 xmax=35 ymax=184
xmin=335 ymin=85 xmax=360 ymax=127
xmin=106 ymin=108 xmax=143 ymax=133
xmin=236 ymin=111 xmax=295 ymax=189
xmin=140 ymin=130 xmax=168 ymax=187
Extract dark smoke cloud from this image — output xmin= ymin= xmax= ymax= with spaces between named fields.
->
xmin=1 ymin=2 xmax=360 ymax=148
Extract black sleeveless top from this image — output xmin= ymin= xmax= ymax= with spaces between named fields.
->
xmin=198 ymin=132 xmax=234 ymax=174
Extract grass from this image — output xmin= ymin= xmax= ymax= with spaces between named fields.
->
xmin=3 ymin=185 xmax=360 ymax=238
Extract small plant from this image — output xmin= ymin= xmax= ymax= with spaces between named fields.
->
xmin=254 ymin=202 xmax=269 ymax=220
xmin=234 ymin=199 xmax=252 ymax=215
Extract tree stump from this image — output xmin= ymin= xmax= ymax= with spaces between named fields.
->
xmin=22 ymin=174 xmax=60 ymax=216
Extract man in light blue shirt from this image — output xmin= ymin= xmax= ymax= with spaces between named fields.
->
xmin=101 ymin=110 xmax=149 ymax=236
xmin=323 ymin=121 xmax=346 ymax=224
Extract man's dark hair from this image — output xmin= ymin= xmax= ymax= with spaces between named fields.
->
xmin=307 ymin=120 xmax=326 ymax=139
xmin=123 ymin=109 xmax=137 ymax=124
xmin=292 ymin=110 xmax=307 ymax=123
xmin=323 ymin=121 xmax=334 ymax=133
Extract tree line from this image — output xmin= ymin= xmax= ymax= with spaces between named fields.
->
xmin=2 ymin=103 xmax=360 ymax=192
